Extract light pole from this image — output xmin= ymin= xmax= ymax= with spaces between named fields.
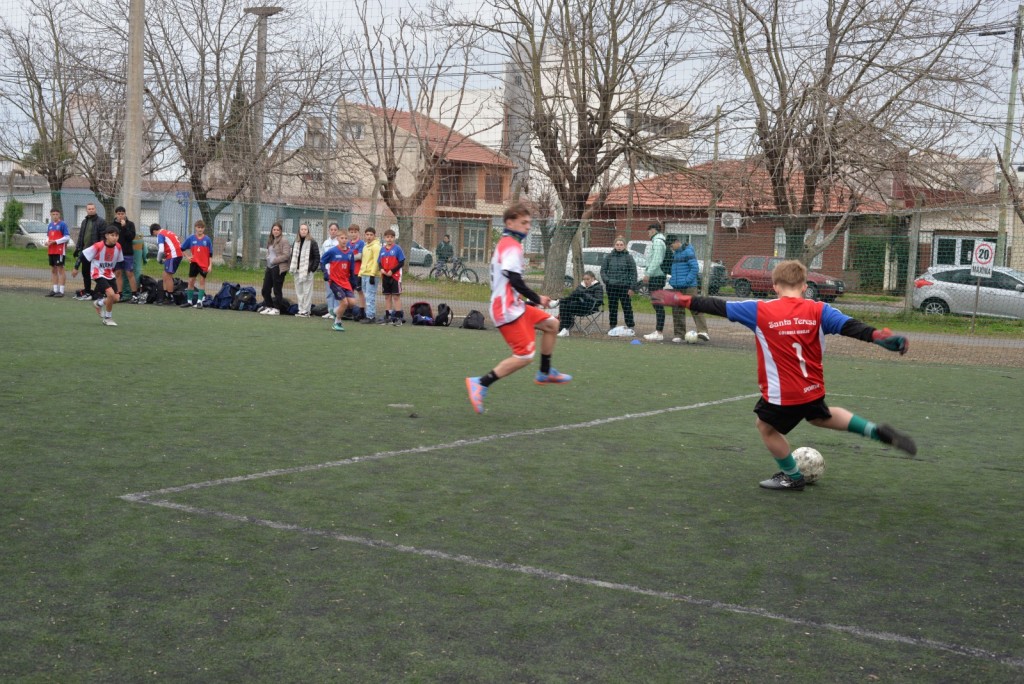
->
xmin=997 ymin=4 xmax=1023 ymax=267
xmin=243 ymin=6 xmax=282 ymax=266
xmin=122 ymin=0 xmax=145 ymax=229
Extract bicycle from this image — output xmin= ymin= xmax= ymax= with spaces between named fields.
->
xmin=428 ymin=257 xmax=479 ymax=283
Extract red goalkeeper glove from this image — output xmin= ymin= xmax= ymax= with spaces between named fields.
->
xmin=649 ymin=290 xmax=692 ymax=308
xmin=872 ymin=328 xmax=909 ymax=356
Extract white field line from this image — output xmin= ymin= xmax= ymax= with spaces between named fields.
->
xmin=119 ymin=391 xmax=1024 ymax=670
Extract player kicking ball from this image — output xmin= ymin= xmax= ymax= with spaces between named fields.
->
xmin=651 ymin=259 xmax=916 ymax=491
xmin=466 ymin=202 xmax=570 ymax=414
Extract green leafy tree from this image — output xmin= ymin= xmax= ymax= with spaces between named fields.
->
xmin=2 ymin=198 xmax=24 ymax=248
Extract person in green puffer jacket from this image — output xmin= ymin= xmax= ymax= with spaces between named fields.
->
xmin=600 ymin=236 xmax=638 ymax=337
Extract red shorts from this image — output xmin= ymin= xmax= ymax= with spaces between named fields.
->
xmin=499 ymin=305 xmax=554 ymax=359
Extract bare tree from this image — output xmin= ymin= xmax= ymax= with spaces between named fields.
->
xmin=337 ymin=0 xmax=487 ymax=257
xmin=0 ymin=0 xmax=79 ymax=216
xmin=697 ymin=0 xmax=995 ymax=263
xmin=439 ymin=0 xmax=716 ymax=292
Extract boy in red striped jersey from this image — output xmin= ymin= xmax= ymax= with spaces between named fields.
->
xmin=82 ymin=226 xmax=125 ymax=326
xmin=150 ymin=223 xmax=183 ymax=305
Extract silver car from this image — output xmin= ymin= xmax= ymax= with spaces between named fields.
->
xmin=912 ymin=265 xmax=1024 ymax=319
xmin=12 ymin=219 xmax=76 ymax=251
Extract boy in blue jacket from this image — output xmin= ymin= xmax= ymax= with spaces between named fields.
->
xmin=668 ymin=237 xmax=709 ymax=343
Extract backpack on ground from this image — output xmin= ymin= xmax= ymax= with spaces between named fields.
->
xmin=310 ymin=303 xmax=328 ymax=317
xmin=231 ymin=287 xmax=258 ymax=311
xmin=212 ymin=282 xmax=240 ymax=310
xmin=461 ymin=309 xmax=486 ymax=330
xmin=410 ymin=301 xmax=434 ymax=326
xmin=434 ymin=303 xmax=453 ymax=327
xmin=139 ymin=275 xmax=160 ymax=304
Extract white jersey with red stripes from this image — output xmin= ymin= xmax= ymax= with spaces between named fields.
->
xmin=82 ymin=241 xmax=125 ymax=281
xmin=157 ymin=229 xmax=182 ymax=259
xmin=488 ymin=234 xmax=527 ymax=327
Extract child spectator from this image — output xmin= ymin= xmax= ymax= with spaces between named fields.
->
xmin=651 ymin=259 xmax=915 ymax=491
xmin=82 ymin=226 xmax=125 ymax=326
xmin=667 ymin=237 xmax=709 ymax=343
xmin=150 ymin=223 xmax=183 ymax=305
xmin=360 ymin=227 xmax=381 ymax=323
xmin=346 ymin=225 xmax=365 ymax=321
xmin=320 ymin=237 xmax=357 ymax=332
xmin=377 ymin=229 xmax=406 ymax=325
xmin=44 ymin=208 xmax=71 ymax=297
xmin=180 ymin=219 xmax=214 ymax=308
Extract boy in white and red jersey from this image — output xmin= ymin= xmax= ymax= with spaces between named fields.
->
xmin=44 ymin=208 xmax=71 ymax=297
xmin=465 ymin=203 xmax=570 ymax=414
xmin=180 ymin=219 xmax=214 ymax=308
xmin=81 ymin=226 xmax=125 ymax=326
xmin=652 ymin=260 xmax=916 ymax=491
xmin=150 ymin=223 xmax=183 ymax=305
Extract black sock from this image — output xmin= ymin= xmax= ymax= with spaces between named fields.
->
xmin=479 ymin=370 xmax=500 ymax=387
xmin=540 ymin=354 xmax=552 ymax=374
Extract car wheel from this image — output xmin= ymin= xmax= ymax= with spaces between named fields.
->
xmin=25 ymin=243 xmax=36 ymax=249
xmin=921 ymin=298 xmax=950 ymax=315
xmin=733 ymin=279 xmax=751 ymax=297
xmin=804 ymin=283 xmax=819 ymax=300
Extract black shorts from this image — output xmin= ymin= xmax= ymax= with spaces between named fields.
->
xmin=189 ymin=262 xmax=209 ymax=279
xmin=49 ymin=253 xmax=66 ymax=267
xmin=754 ymin=397 xmax=832 ymax=435
xmin=381 ymin=275 xmax=402 ymax=295
xmin=94 ymin=277 xmax=118 ymax=295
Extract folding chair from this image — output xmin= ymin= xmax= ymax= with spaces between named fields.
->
xmin=570 ymin=302 xmax=605 ymax=336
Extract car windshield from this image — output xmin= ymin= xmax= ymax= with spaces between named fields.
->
xmin=21 ymin=221 xmax=48 ymax=234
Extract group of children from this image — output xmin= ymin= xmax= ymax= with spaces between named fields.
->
xmin=320 ymin=225 xmax=406 ymax=331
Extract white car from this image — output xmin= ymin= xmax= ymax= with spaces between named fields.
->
xmin=12 ymin=220 xmax=76 ymax=251
xmin=565 ymin=247 xmax=647 ymax=287
xmin=408 ymin=240 xmax=433 ymax=267
xmin=912 ymin=265 xmax=1024 ymax=319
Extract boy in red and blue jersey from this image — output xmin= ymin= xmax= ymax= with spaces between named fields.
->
xmin=346 ymin=225 xmax=365 ymax=321
xmin=377 ymin=229 xmax=405 ymax=325
xmin=465 ymin=203 xmax=570 ymax=414
xmin=150 ymin=223 xmax=183 ymax=304
xmin=82 ymin=226 xmax=125 ymax=326
xmin=44 ymin=208 xmax=71 ymax=297
xmin=180 ymin=219 xmax=214 ymax=308
xmin=652 ymin=259 xmax=916 ymax=491
xmin=320 ymin=239 xmax=357 ymax=332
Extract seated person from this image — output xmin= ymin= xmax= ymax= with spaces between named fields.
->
xmin=557 ymin=270 xmax=604 ymax=336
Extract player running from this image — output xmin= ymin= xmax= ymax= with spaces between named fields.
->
xmin=465 ymin=202 xmax=570 ymax=414
xmin=651 ymin=259 xmax=916 ymax=491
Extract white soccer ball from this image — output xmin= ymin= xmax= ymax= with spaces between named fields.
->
xmin=792 ymin=447 xmax=825 ymax=483
xmin=684 ymin=330 xmax=699 ymax=344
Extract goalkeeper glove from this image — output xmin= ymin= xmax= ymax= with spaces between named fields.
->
xmin=649 ymin=290 xmax=692 ymax=309
xmin=872 ymin=328 xmax=909 ymax=356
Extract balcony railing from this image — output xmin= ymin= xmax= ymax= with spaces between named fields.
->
xmin=437 ymin=191 xmax=477 ymax=208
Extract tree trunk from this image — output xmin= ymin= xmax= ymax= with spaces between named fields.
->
xmin=542 ymin=224 xmax=578 ymax=293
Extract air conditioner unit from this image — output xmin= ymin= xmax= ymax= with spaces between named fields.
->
xmin=720 ymin=212 xmax=741 ymax=229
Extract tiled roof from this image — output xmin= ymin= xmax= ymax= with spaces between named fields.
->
xmin=600 ymin=159 xmax=888 ymax=214
xmin=359 ymin=105 xmax=514 ymax=168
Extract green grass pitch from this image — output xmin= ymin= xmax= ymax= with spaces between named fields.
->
xmin=2 ymin=292 xmax=1022 ymax=682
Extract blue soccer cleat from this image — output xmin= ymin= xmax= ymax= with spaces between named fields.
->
xmin=466 ymin=376 xmax=487 ymax=414
xmin=535 ymin=368 xmax=572 ymax=385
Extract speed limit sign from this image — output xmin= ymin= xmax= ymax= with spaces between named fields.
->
xmin=970 ymin=241 xmax=995 ymax=278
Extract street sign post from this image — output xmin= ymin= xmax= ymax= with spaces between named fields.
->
xmin=969 ymin=241 xmax=996 ymax=334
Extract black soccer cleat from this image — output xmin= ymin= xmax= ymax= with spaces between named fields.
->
xmin=759 ymin=472 xmax=806 ymax=491
xmin=877 ymin=424 xmax=917 ymax=456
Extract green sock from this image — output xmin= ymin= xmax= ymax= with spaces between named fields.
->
xmin=198 ymin=289 xmax=205 ymax=301
xmin=185 ymin=289 xmax=193 ymax=303
xmin=774 ymin=453 xmax=802 ymax=478
xmin=848 ymin=415 xmax=878 ymax=440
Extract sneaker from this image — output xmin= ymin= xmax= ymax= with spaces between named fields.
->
xmin=54 ymin=292 xmax=65 ymax=298
xmin=360 ymin=317 xmax=376 ymax=324
xmin=643 ymin=330 xmax=664 ymax=341
xmin=535 ymin=368 xmax=573 ymax=385
xmin=101 ymin=318 xmax=118 ymax=327
xmin=195 ymin=301 xmax=204 ymax=309
xmin=394 ymin=318 xmax=403 ymax=326
xmin=321 ymin=312 xmax=333 ymax=319
xmin=332 ymin=322 xmax=345 ymax=332
xmin=179 ymin=301 xmax=193 ymax=308
xmin=45 ymin=291 xmax=57 ymax=297
xmin=379 ymin=317 xmax=390 ymax=325
xmin=295 ymin=311 xmax=309 ymax=317
xmin=620 ymin=328 xmax=635 ymax=337
xmin=759 ymin=472 xmax=805 ymax=491
xmin=75 ymin=293 xmax=91 ymax=301
xmin=697 ymin=332 xmax=710 ymax=342
xmin=877 ymin=424 xmax=917 ymax=456
xmin=607 ymin=326 xmax=622 ymax=337
xmin=557 ymin=328 xmax=570 ymax=338
xmin=465 ymin=376 xmax=487 ymax=414
xmin=265 ymin=308 xmax=280 ymax=316
xmin=671 ymin=337 xmax=684 ymax=344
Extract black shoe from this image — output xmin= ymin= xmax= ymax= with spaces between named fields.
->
xmin=178 ymin=301 xmax=193 ymax=308
xmin=45 ymin=291 xmax=57 ymax=297
xmin=53 ymin=292 xmax=64 ymax=298
xmin=360 ymin=317 xmax=375 ymax=324
xmin=759 ymin=472 xmax=806 ymax=491
xmin=878 ymin=424 xmax=917 ymax=456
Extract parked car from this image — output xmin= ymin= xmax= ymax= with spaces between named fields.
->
xmin=565 ymin=247 xmax=647 ymax=289
xmin=912 ymin=265 xmax=1024 ymax=319
xmin=730 ymin=255 xmax=845 ymax=301
xmin=408 ymin=240 xmax=432 ymax=267
xmin=625 ymin=238 xmax=727 ymax=294
xmin=11 ymin=220 xmax=76 ymax=251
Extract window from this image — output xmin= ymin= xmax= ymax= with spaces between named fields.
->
xmin=23 ymin=203 xmax=43 ymax=221
xmin=341 ymin=123 xmax=364 ymax=141
xmin=303 ymin=167 xmax=324 ymax=182
xmin=743 ymin=256 xmax=767 ymax=270
xmin=933 ymin=236 xmax=993 ymax=267
xmin=217 ymin=218 xmax=233 ymax=238
xmin=484 ymin=172 xmax=504 ymax=203
xmin=774 ymin=227 xmax=787 ymax=257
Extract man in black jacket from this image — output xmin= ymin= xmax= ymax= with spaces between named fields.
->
xmin=110 ymin=206 xmax=139 ymax=301
xmin=72 ymin=203 xmax=106 ymax=300
xmin=557 ymin=271 xmax=604 ymax=336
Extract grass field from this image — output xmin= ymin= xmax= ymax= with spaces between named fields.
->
xmin=2 ymin=291 xmax=1022 ymax=682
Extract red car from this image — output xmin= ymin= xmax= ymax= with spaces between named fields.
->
xmin=729 ymin=255 xmax=845 ymax=302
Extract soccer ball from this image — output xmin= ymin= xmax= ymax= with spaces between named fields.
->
xmin=792 ymin=447 xmax=825 ymax=483
xmin=684 ymin=330 xmax=699 ymax=344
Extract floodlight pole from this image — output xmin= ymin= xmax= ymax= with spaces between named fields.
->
xmin=121 ymin=0 xmax=145 ymax=224
xmin=996 ymin=4 xmax=1023 ymax=267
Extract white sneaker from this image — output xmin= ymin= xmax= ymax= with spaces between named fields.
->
xmin=620 ymin=328 xmax=635 ymax=337
xmin=607 ymin=326 xmax=622 ymax=337
xmin=265 ymin=308 xmax=280 ymax=315
xmin=557 ymin=328 xmax=570 ymax=337
xmin=644 ymin=331 xmax=664 ymax=341
xmin=671 ymin=337 xmax=684 ymax=344
xmin=321 ymin=312 xmax=333 ymax=319
xmin=102 ymin=318 xmax=118 ymax=326
xmin=697 ymin=332 xmax=710 ymax=342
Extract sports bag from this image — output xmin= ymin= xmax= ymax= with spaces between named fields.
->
xmin=212 ymin=282 xmax=240 ymax=310
xmin=434 ymin=303 xmax=453 ymax=327
xmin=410 ymin=301 xmax=434 ymax=325
xmin=460 ymin=309 xmax=486 ymax=330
